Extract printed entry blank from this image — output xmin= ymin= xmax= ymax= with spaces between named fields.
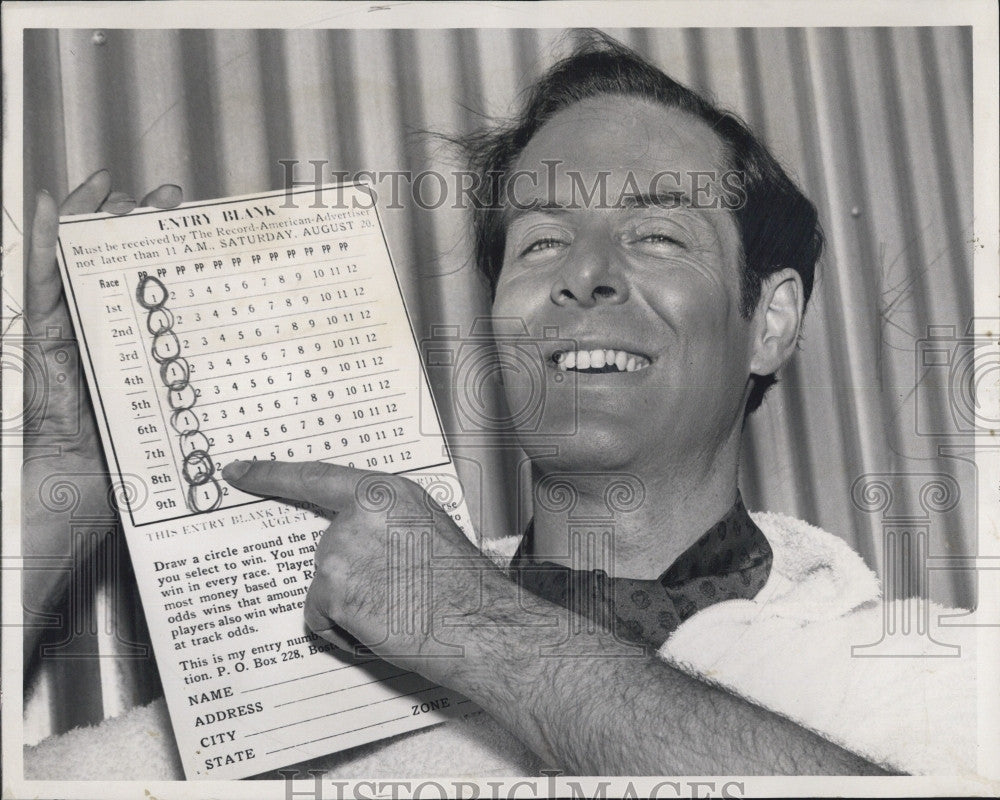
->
xmin=57 ymin=183 xmax=451 ymax=527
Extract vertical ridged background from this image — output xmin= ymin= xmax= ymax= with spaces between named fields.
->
xmin=22 ymin=27 xmax=975 ymax=741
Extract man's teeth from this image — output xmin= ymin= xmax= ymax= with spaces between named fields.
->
xmin=554 ymin=349 xmax=650 ymax=372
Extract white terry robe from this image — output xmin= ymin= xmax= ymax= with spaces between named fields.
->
xmin=23 ymin=512 xmax=981 ymax=779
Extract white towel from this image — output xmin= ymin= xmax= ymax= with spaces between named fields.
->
xmin=662 ymin=512 xmax=981 ymax=776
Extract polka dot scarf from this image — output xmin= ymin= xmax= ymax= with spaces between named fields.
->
xmin=508 ymin=493 xmax=773 ymax=652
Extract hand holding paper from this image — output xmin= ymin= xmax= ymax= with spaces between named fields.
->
xmin=23 ymin=171 xmax=183 ymax=665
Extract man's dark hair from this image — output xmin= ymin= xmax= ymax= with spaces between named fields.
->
xmin=459 ymin=30 xmax=824 ymax=414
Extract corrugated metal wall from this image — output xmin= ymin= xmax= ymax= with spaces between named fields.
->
xmin=22 ymin=26 xmax=975 ymax=742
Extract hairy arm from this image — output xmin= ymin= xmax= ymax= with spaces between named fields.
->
xmin=448 ymin=578 xmax=892 ymax=776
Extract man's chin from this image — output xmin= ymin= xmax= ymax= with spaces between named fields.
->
xmin=515 ymin=426 xmax=644 ymax=473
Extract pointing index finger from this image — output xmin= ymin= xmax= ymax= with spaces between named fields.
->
xmin=222 ymin=460 xmax=363 ymax=512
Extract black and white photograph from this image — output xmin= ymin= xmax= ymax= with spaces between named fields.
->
xmin=3 ymin=2 xmax=998 ymax=797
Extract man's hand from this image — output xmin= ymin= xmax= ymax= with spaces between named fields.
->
xmin=22 ymin=171 xmax=183 ymax=667
xmin=222 ymin=459 xmax=502 ymax=684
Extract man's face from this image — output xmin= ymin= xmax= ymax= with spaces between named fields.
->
xmin=491 ymin=95 xmax=757 ymax=474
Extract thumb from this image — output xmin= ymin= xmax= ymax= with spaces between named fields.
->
xmin=26 ymin=190 xmax=66 ymax=326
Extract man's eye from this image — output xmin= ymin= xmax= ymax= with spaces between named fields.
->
xmin=640 ymin=233 xmax=683 ymax=247
xmin=520 ymin=238 xmax=566 ymax=257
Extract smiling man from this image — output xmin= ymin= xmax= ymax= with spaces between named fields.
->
xmin=480 ymin=90 xmax=791 ymax=648
xmin=24 ymin=33 xmax=975 ymax=780
xmin=220 ymin=36 xmax=973 ymax=776
xmin=491 ymin=92 xmax=794 ymax=582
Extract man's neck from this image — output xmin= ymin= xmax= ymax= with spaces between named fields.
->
xmin=528 ymin=450 xmax=742 ymax=580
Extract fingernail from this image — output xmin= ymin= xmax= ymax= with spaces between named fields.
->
xmin=104 ymin=192 xmax=137 ymax=214
xmin=39 ymin=188 xmax=51 ymax=196
xmin=223 ymin=460 xmax=251 ymax=481
xmin=160 ymin=184 xmax=183 ymax=205
xmin=88 ymin=168 xmax=110 ymax=180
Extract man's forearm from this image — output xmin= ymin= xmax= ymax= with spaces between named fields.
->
xmin=447 ymin=577 xmax=893 ymax=776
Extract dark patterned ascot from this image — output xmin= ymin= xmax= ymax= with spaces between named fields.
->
xmin=509 ymin=494 xmax=773 ymax=652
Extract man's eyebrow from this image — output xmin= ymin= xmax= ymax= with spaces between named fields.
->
xmin=616 ymin=190 xmax=692 ymax=209
xmin=504 ymin=191 xmax=695 ymax=225
xmin=504 ymin=201 xmax=574 ymax=226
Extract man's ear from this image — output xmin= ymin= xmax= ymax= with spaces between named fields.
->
xmin=749 ymin=268 xmax=804 ymax=376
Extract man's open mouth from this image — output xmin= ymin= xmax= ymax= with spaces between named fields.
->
xmin=552 ymin=349 xmax=651 ymax=373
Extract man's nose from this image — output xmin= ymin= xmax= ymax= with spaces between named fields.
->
xmin=549 ymin=239 xmax=629 ymax=308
